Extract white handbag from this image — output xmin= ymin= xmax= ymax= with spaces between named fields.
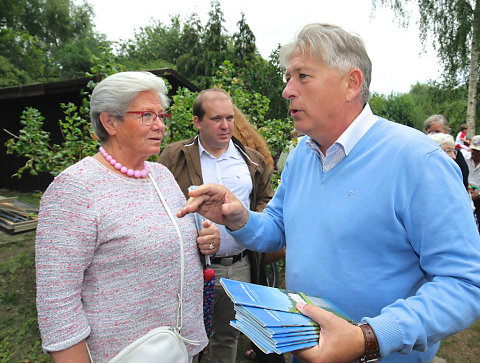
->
xmin=108 ymin=326 xmax=188 ymax=363
xmin=89 ymin=174 xmax=197 ymax=363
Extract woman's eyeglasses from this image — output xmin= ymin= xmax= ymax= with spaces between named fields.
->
xmin=445 ymin=148 xmax=458 ymax=157
xmin=126 ymin=111 xmax=171 ymax=125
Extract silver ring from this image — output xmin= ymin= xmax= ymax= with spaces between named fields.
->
xmin=209 ymin=243 xmax=215 ymax=250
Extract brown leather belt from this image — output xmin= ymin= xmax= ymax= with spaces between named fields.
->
xmin=211 ymin=250 xmax=248 ymax=266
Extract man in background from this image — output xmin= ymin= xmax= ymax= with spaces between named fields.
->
xmin=159 ymin=89 xmax=281 ymax=363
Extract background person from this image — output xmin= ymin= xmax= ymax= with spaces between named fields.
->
xmin=466 ymin=135 xmax=480 ymax=232
xmin=455 ymin=123 xmax=471 ymax=151
xmin=423 ymin=114 xmax=451 ymax=135
xmin=178 ymin=23 xmax=480 ymax=362
xmin=427 ymin=133 xmax=457 ymax=159
xmin=35 ymin=71 xmax=219 ymax=362
xmin=428 ymin=132 xmax=477 ymax=228
xmin=159 ymin=89 xmax=276 ymax=363
xmin=424 ymin=114 xmax=469 ymax=188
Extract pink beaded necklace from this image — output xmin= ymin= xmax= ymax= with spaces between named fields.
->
xmin=99 ymin=146 xmax=149 ymax=178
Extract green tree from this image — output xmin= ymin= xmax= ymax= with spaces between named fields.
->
xmin=232 ymin=13 xmax=257 ymax=67
xmin=116 ymin=16 xmax=184 ymax=70
xmin=164 ymin=87 xmax=199 ymax=146
xmin=0 ymin=55 xmax=30 ymax=87
xmin=5 ymin=103 xmax=98 ymax=178
xmin=0 ymin=29 xmax=44 ymax=84
xmin=199 ymin=0 xmax=228 ymax=87
xmin=0 ymin=0 xmax=108 ymax=84
xmin=370 ymin=81 xmax=476 ymax=133
xmin=242 ymin=46 xmax=289 ymax=120
xmin=176 ymin=13 xmax=205 ymax=82
xmin=370 ymin=92 xmax=421 ymax=128
xmin=212 ymin=61 xmax=270 ymax=127
xmin=409 ymin=81 xmax=471 ymax=133
xmin=372 ymin=0 xmax=480 ymax=136
xmin=48 ymin=1 xmax=109 ymax=79
xmin=114 ymin=2 xmax=288 ymax=122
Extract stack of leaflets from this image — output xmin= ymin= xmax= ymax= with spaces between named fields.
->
xmin=220 ymin=278 xmax=355 ymax=355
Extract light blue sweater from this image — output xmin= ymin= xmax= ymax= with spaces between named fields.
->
xmin=231 ymin=119 xmax=480 ymax=362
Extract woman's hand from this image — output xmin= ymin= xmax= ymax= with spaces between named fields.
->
xmin=197 ymin=220 xmax=220 ymax=255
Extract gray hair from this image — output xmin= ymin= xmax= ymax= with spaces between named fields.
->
xmin=90 ymin=71 xmax=170 ymax=141
xmin=423 ymin=114 xmax=451 ymax=134
xmin=428 ymin=133 xmax=455 ymax=148
xmin=279 ymin=23 xmax=372 ymax=105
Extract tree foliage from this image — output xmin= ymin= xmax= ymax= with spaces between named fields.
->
xmin=372 ymin=0 xmax=479 ymax=134
xmin=116 ymin=16 xmax=183 ymax=71
xmin=409 ymin=81 xmax=473 ymax=133
xmin=232 ymin=13 xmax=257 ymax=67
xmin=370 ymin=92 xmax=421 ymax=128
xmin=0 ymin=0 xmax=108 ymax=85
xmin=370 ymin=81 xmax=478 ymax=135
xmin=241 ymin=46 xmax=289 ymax=120
xmin=115 ymin=0 xmax=281 ymax=113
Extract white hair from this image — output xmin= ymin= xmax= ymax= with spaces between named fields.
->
xmin=90 ymin=71 xmax=169 ymax=141
xmin=428 ymin=133 xmax=455 ymax=148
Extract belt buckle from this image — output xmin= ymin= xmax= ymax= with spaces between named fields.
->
xmin=220 ymin=257 xmax=234 ymax=266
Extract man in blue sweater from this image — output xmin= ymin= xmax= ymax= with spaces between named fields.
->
xmin=178 ymin=23 xmax=480 ymax=362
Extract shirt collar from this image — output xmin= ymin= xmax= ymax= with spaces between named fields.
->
xmin=198 ymin=138 xmax=239 ymax=159
xmin=336 ymin=103 xmax=378 ymax=155
xmin=307 ymin=103 xmax=378 ymax=156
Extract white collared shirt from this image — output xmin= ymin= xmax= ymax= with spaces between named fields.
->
xmin=466 ymin=155 xmax=480 ymax=188
xmin=198 ymin=139 xmax=252 ymax=257
xmin=306 ymin=104 xmax=379 ymax=171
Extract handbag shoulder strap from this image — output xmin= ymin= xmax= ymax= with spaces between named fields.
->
xmin=149 ymin=173 xmax=184 ymax=331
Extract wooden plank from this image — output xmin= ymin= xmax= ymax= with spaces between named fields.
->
xmin=0 ymin=196 xmax=18 ymax=204
xmin=11 ymin=220 xmax=38 ymax=233
xmin=0 ymin=195 xmax=39 ymax=233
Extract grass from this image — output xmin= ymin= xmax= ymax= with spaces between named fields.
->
xmin=0 ymin=232 xmax=49 ymax=362
xmin=0 ymin=189 xmax=479 ymax=362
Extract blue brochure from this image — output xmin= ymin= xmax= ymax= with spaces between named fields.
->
xmin=221 ymin=278 xmax=356 ymax=354
xmin=220 ymin=278 xmax=354 ymax=322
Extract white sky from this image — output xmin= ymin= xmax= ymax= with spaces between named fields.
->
xmin=90 ymin=0 xmax=442 ymax=95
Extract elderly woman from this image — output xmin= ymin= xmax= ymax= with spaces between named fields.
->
xmin=35 ymin=71 xmax=217 ymax=362
xmin=424 ymin=114 xmax=451 ymax=135
xmin=429 ymin=132 xmax=479 ymax=230
xmin=427 ymin=133 xmax=457 ymax=160
xmin=424 ymin=114 xmax=469 ymax=189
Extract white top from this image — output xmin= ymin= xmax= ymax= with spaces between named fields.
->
xmin=456 ymin=131 xmax=470 ymax=151
xmin=198 ymin=139 xmax=252 ymax=256
xmin=466 ymin=155 xmax=480 ymax=187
